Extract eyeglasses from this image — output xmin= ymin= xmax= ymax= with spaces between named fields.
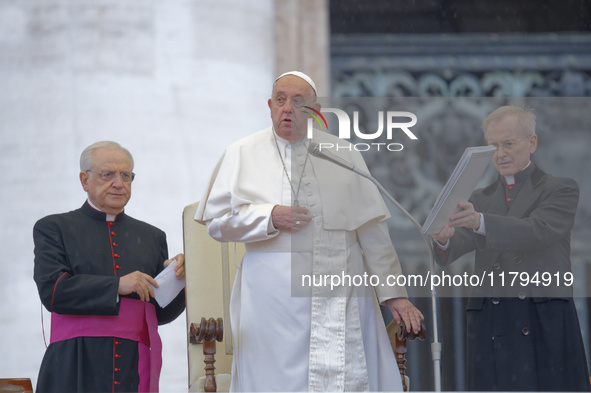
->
xmin=273 ymin=95 xmax=311 ymax=108
xmin=489 ymin=135 xmax=532 ymax=152
xmin=86 ymin=170 xmax=135 ymax=183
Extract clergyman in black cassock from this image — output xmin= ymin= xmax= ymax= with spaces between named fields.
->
xmin=34 ymin=141 xmax=185 ymax=393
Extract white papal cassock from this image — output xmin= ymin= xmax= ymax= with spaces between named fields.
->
xmin=195 ymin=127 xmax=407 ymax=392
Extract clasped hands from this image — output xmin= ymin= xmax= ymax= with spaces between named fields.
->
xmin=271 ymin=205 xmax=312 ymax=232
xmin=432 ymin=201 xmax=481 ymax=244
xmin=117 ymin=253 xmax=185 ymax=302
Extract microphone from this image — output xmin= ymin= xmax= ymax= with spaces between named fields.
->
xmin=308 ymin=142 xmax=356 ymax=171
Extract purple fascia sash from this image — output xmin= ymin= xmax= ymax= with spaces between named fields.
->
xmin=50 ymin=298 xmax=162 ymax=392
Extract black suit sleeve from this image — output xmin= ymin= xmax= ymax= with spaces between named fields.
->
xmin=432 ymin=226 xmax=479 ymax=267
xmin=33 ymin=217 xmax=120 ymax=315
xmin=476 ymin=178 xmax=579 ymax=252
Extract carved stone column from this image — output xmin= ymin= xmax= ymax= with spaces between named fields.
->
xmin=274 ymin=0 xmax=330 ymax=95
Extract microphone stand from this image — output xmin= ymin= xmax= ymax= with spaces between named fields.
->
xmin=309 ymin=144 xmax=442 ymax=391
xmin=349 ymin=165 xmax=442 ymax=392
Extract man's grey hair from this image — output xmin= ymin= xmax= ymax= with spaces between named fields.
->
xmin=482 ymin=105 xmax=536 ymax=136
xmin=80 ymin=141 xmax=134 ymax=171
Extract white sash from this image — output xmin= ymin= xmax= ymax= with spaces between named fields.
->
xmin=308 ymin=216 xmax=369 ymax=391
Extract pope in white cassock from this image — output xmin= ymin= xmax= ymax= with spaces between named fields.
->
xmin=195 ymin=71 xmax=424 ymax=392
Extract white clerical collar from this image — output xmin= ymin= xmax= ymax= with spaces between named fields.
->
xmin=273 ymin=129 xmax=290 ymax=147
xmin=87 ymin=199 xmax=120 ymax=222
xmin=503 ymin=161 xmax=532 ymax=185
xmin=272 ymin=128 xmax=309 ymax=148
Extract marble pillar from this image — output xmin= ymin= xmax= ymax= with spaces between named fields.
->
xmin=274 ymin=0 xmax=331 ymax=96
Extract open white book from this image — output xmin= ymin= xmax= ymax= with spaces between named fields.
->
xmin=422 ymin=145 xmax=496 ymax=235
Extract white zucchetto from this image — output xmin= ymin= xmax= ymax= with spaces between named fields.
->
xmin=274 ymin=71 xmax=317 ymax=95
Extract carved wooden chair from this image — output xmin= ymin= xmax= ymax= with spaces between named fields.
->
xmin=0 ymin=378 xmax=34 ymax=393
xmin=183 ymin=201 xmax=425 ymax=392
xmin=183 ymin=202 xmax=239 ymax=392
xmin=387 ymin=321 xmax=426 ymax=391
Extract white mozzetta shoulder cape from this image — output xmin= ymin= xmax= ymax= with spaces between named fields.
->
xmin=195 ymin=127 xmax=390 ymax=233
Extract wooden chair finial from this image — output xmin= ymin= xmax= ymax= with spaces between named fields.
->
xmin=190 ymin=317 xmax=224 ymax=392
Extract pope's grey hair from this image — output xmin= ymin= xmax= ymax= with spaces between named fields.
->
xmin=79 ymin=141 xmax=134 ymax=171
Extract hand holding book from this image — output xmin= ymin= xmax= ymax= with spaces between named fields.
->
xmin=422 ymin=145 xmax=496 ymax=235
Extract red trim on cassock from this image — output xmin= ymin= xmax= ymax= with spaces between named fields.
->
xmin=50 ymin=272 xmax=68 ymax=312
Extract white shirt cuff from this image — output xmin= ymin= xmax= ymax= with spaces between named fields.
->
xmin=473 ymin=213 xmax=486 ymax=235
xmin=434 ymin=239 xmax=449 ymax=249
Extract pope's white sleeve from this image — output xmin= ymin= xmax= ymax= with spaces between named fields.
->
xmin=205 ymin=203 xmax=280 ymax=243
xmin=356 ymin=220 xmax=408 ymax=303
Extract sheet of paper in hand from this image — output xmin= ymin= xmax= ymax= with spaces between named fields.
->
xmin=152 ymin=259 xmax=186 ymax=308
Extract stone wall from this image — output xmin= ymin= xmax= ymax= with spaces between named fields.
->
xmin=0 ymin=0 xmax=275 ymax=389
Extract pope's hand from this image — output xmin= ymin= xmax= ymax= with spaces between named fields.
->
xmin=386 ymin=297 xmax=424 ymax=334
xmin=271 ymin=205 xmax=312 ymax=232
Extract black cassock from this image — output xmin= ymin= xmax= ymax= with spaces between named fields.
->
xmin=33 ymin=202 xmax=185 ymax=393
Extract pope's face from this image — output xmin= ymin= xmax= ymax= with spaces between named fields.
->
xmin=268 ymin=75 xmax=318 ymax=141
xmin=79 ymin=147 xmax=133 ymax=214
xmin=485 ymin=114 xmax=537 ymax=177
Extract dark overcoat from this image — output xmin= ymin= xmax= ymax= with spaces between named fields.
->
xmin=435 ymin=164 xmax=590 ymax=391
